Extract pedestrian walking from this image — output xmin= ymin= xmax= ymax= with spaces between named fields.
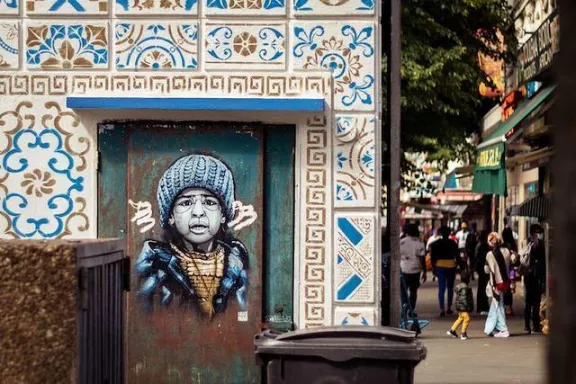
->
xmin=430 ymin=226 xmax=459 ymax=317
xmin=502 ymin=226 xmax=518 ymax=315
xmin=447 ymin=271 xmax=474 ymax=340
xmin=521 ymin=224 xmax=547 ymax=334
xmin=426 ymin=228 xmax=440 ymax=282
xmin=456 ymin=222 xmax=470 ymax=275
xmin=400 ymin=223 xmax=427 ymax=315
xmin=484 ymin=232 xmax=512 ymax=338
xmin=475 ymin=230 xmax=490 ymax=314
xmin=466 ymin=223 xmax=478 ymax=280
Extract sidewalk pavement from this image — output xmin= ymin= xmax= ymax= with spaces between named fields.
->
xmin=413 ymin=273 xmax=547 ymax=384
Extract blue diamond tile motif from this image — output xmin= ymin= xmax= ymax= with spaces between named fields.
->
xmin=0 ymin=0 xmax=18 ymax=14
xmin=337 ymin=273 xmax=362 ymax=300
xmin=338 ymin=217 xmax=362 ymax=245
xmin=336 ymin=215 xmax=375 ymax=303
xmin=206 ymin=0 xmax=285 ymax=15
xmin=26 ymin=0 xmax=108 ymax=14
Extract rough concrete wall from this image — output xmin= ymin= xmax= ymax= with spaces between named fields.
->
xmin=0 ymin=241 xmax=77 ymax=384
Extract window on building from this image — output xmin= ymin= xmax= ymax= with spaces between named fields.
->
xmin=506 ymin=185 xmax=520 ymax=207
xmin=524 ymin=181 xmax=539 ymax=200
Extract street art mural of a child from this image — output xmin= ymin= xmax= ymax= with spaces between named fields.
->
xmin=135 ymin=154 xmax=249 ymax=320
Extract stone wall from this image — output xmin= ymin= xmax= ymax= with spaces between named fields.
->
xmin=0 ymin=241 xmax=78 ymax=384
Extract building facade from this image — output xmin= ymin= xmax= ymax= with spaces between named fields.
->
xmin=0 ymin=0 xmax=381 ymax=380
xmin=473 ymin=0 xmax=557 ymax=242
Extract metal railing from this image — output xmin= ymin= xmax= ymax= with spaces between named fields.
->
xmin=77 ymin=240 xmax=128 ymax=384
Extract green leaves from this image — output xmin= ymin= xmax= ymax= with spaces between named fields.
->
xmin=382 ymin=0 xmax=515 ymax=182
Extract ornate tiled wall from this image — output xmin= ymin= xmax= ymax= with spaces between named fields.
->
xmin=0 ymin=0 xmax=380 ymax=328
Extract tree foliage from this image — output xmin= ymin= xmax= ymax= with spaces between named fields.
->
xmin=382 ymin=0 xmax=517 ymax=182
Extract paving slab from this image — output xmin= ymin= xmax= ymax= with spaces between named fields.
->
xmin=412 ymin=274 xmax=547 ymax=384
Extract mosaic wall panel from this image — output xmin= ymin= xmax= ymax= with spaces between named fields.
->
xmin=205 ymin=0 xmax=284 ymax=15
xmin=116 ymin=0 xmax=197 ymax=15
xmin=115 ymin=23 xmax=198 ymax=71
xmin=26 ymin=23 xmax=109 ymax=70
xmin=205 ymin=22 xmax=286 ymax=70
xmin=299 ymin=116 xmax=332 ymax=328
xmin=0 ymin=0 xmax=18 ymax=15
xmin=0 ymin=98 xmax=95 ymax=240
xmin=0 ymin=73 xmax=331 ymax=96
xmin=26 ymin=0 xmax=108 ymax=15
xmin=294 ymin=0 xmax=374 ymax=15
xmin=335 ymin=213 xmax=374 ymax=303
xmin=291 ymin=21 xmax=375 ymax=111
xmin=0 ymin=23 xmax=19 ymax=70
xmin=334 ymin=306 xmax=375 ymax=325
xmin=334 ymin=115 xmax=375 ymax=207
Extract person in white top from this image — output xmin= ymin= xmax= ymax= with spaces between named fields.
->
xmin=456 ymin=222 xmax=469 ymax=251
xmin=426 ymin=228 xmax=440 ymax=252
xmin=484 ymin=232 xmax=513 ymax=338
xmin=400 ymin=223 xmax=427 ymax=314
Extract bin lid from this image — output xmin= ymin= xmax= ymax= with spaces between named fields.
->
xmin=255 ymin=326 xmax=426 ymax=362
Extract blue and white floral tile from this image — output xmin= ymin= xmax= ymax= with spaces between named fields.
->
xmin=0 ymin=98 xmax=95 ymax=240
xmin=205 ymin=22 xmax=286 ymax=70
xmin=334 ymin=307 xmax=375 ymax=326
xmin=115 ymin=22 xmax=198 ymax=71
xmin=334 ymin=115 xmax=375 ymax=207
xmin=293 ymin=0 xmax=374 ymax=15
xmin=335 ymin=214 xmax=375 ymax=303
xmin=205 ymin=0 xmax=285 ymax=15
xmin=26 ymin=23 xmax=109 ymax=70
xmin=116 ymin=0 xmax=197 ymax=16
xmin=0 ymin=23 xmax=19 ymax=70
xmin=26 ymin=0 xmax=108 ymax=15
xmin=291 ymin=22 xmax=376 ymax=111
xmin=0 ymin=0 xmax=18 ymax=15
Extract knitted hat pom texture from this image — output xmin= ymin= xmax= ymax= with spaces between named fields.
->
xmin=157 ymin=154 xmax=235 ymax=227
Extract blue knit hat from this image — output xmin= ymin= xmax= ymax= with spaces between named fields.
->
xmin=157 ymin=154 xmax=235 ymax=227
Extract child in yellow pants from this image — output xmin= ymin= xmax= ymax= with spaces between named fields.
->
xmin=447 ymin=271 xmax=474 ymax=340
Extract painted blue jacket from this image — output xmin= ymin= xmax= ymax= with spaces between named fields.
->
xmin=135 ymin=239 xmax=249 ymax=315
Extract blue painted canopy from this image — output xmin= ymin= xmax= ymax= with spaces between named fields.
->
xmin=66 ymin=97 xmax=324 ymax=112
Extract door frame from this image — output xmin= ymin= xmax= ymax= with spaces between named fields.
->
xmin=97 ymin=120 xmax=296 ymax=330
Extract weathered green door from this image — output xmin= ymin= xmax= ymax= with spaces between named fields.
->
xmin=98 ymin=122 xmax=294 ymax=383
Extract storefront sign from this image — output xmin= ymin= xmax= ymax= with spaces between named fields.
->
xmin=520 ymin=10 xmax=560 ymax=83
xmin=523 ymin=116 xmax=547 ymax=137
xmin=476 ymin=143 xmax=504 ymax=170
xmin=501 ymin=87 xmax=526 ymax=121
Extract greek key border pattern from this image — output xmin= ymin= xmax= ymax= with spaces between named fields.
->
xmin=300 ymin=115 xmax=331 ymax=328
xmin=0 ymin=74 xmax=331 ymax=97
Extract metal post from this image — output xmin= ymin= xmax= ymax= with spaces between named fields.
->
xmin=387 ymin=0 xmax=402 ymax=327
xmin=550 ymin=0 xmax=576 ymax=382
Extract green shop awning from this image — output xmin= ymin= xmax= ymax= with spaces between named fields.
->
xmin=477 ymin=84 xmax=556 ymax=150
xmin=472 ymin=143 xmax=506 ymax=195
xmin=472 ymin=84 xmax=556 ymax=196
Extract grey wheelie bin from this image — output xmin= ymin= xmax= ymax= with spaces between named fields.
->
xmin=255 ymin=326 xmax=426 ymax=384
